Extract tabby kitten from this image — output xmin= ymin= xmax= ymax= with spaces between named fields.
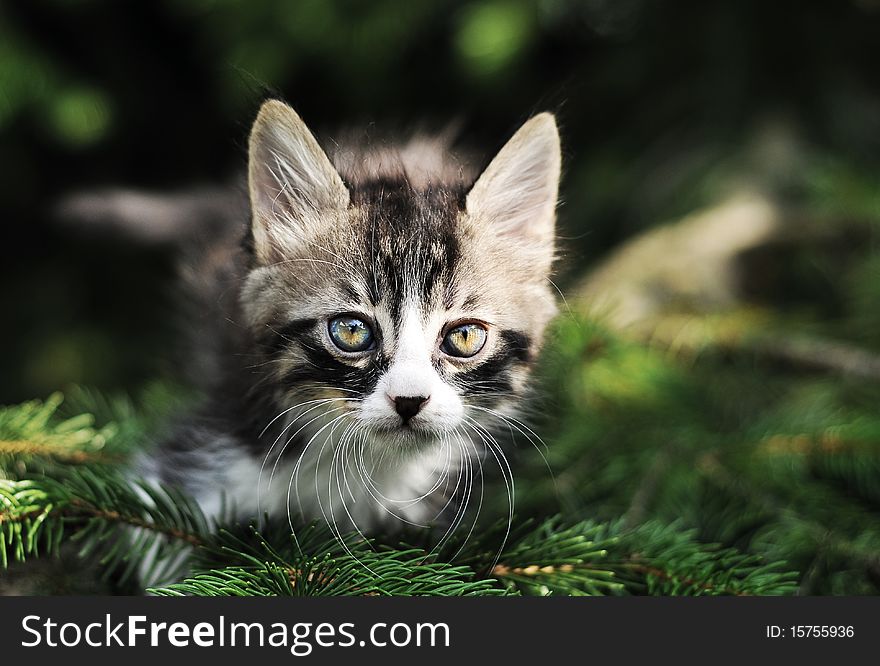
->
xmin=142 ymin=99 xmax=561 ymax=540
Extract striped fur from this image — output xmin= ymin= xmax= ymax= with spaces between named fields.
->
xmin=144 ymin=100 xmax=562 ymax=538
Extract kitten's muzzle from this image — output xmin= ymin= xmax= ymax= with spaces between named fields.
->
xmin=389 ymin=395 xmax=430 ymax=424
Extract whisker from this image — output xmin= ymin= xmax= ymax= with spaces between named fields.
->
xmin=462 ymin=416 xmax=515 ymax=568
xmin=258 ymin=398 xmax=353 ymax=519
xmin=285 ymin=411 xmax=352 ymax=555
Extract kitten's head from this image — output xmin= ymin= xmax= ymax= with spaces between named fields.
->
xmin=241 ymin=100 xmax=560 ymax=455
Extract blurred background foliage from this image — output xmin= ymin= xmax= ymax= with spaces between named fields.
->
xmin=3 ymin=0 xmax=880 ymax=593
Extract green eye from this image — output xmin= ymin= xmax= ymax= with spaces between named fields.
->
xmin=328 ymin=316 xmax=375 ymax=353
xmin=441 ymin=323 xmax=488 ymax=358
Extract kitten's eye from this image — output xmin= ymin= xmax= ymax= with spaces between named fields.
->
xmin=441 ymin=323 xmax=488 ymax=358
xmin=328 ymin=316 xmax=375 ymax=353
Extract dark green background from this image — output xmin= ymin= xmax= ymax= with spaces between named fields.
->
xmin=4 ymin=0 xmax=880 ymax=402
xmin=5 ymin=0 xmax=880 ymax=596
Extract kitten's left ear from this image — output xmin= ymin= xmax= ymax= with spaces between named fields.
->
xmin=466 ymin=113 xmax=561 ymax=248
xmin=248 ymin=100 xmax=349 ymax=264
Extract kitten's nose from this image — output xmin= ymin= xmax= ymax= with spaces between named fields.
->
xmin=391 ymin=395 xmax=429 ymax=423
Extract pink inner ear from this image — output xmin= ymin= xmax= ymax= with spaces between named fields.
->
xmin=465 ymin=114 xmax=561 ymax=243
xmin=247 ymin=102 xmax=350 ymax=264
xmin=248 ymin=101 xmax=349 ymax=223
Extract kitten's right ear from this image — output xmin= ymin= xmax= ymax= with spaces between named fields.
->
xmin=248 ymin=100 xmax=349 ymax=264
xmin=465 ymin=113 xmax=561 ymax=266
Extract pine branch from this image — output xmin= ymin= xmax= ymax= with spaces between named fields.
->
xmin=434 ymin=517 xmax=798 ymax=596
xmin=0 ymin=440 xmax=125 ymax=465
xmin=607 ymin=521 xmax=798 ymax=596
xmin=153 ymin=524 xmax=511 ymax=597
xmin=0 ymin=393 xmax=121 ymax=472
xmin=153 ymin=555 xmax=511 ymax=597
xmin=0 ymin=467 xmax=209 ymax=582
xmin=150 ymin=565 xmax=297 ymax=597
xmin=0 ymin=390 xmax=802 ymax=596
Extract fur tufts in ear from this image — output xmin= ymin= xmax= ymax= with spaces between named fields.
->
xmin=466 ymin=113 xmax=561 ymax=249
xmin=248 ymin=100 xmax=349 ymax=264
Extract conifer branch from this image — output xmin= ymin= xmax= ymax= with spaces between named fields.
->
xmin=1 ymin=390 xmax=804 ymax=596
xmin=0 ymin=440 xmax=124 ymax=465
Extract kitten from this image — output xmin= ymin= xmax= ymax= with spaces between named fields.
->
xmin=140 ymin=99 xmax=562 ymax=542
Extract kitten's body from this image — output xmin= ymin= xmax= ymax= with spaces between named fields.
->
xmin=140 ymin=101 xmax=561 ymax=540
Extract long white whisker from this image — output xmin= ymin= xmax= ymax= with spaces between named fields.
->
xmin=428 ymin=430 xmax=474 ymax=555
xmin=285 ymin=412 xmax=352 ymax=555
xmin=330 ymin=422 xmax=372 ymax=549
xmin=469 ymin=405 xmax=558 ymax=495
xmin=351 ymin=430 xmax=430 ymax=528
xmin=463 ymin=416 xmax=515 ymax=568
xmin=319 ymin=416 xmax=379 ymax=574
xmin=261 ymin=404 xmax=349 ymax=515
xmin=258 ymin=399 xmax=355 ymax=519
xmin=449 ymin=426 xmax=486 ymax=558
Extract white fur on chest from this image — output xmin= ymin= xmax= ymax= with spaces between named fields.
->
xmin=188 ymin=428 xmax=461 ymax=534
